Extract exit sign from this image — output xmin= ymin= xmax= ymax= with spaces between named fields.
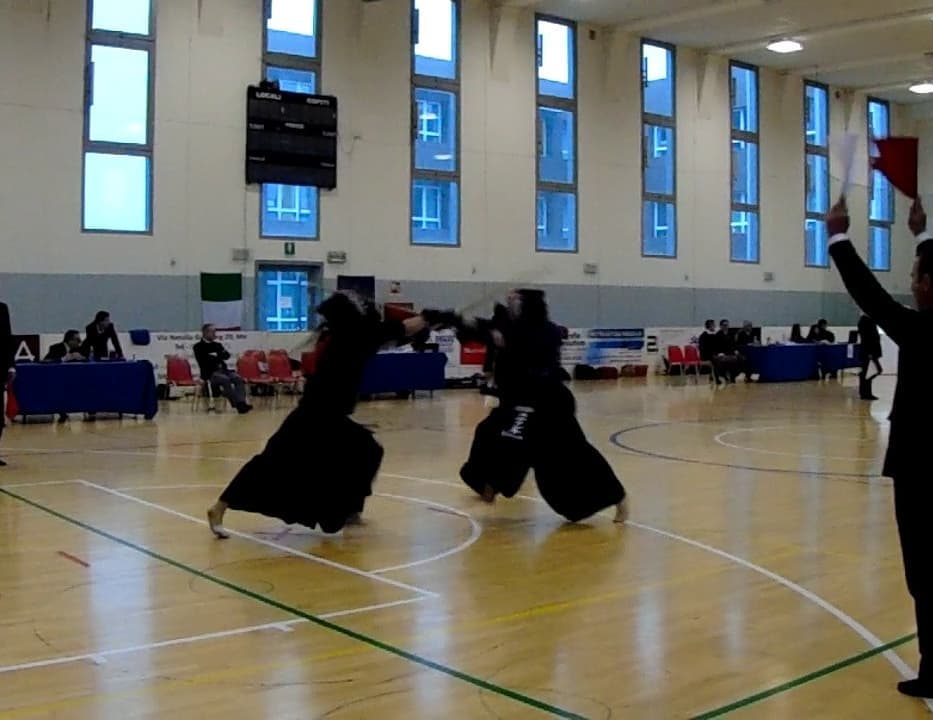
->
xmin=284 ymin=241 xmax=295 ymax=257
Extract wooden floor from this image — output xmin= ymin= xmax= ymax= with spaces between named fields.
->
xmin=1 ymin=375 xmax=930 ymax=719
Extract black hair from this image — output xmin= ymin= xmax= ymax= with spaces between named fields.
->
xmin=64 ymin=329 xmax=80 ymax=342
xmin=94 ymin=311 xmax=110 ymax=323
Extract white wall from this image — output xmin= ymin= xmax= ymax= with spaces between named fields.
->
xmin=0 ymin=0 xmax=922 ymax=329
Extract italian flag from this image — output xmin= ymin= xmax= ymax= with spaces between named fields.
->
xmin=201 ymin=273 xmax=243 ymax=330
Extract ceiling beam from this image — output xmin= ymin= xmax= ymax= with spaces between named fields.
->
xmin=716 ymin=6 xmax=933 ymax=54
xmin=796 ymin=52 xmax=931 ymax=78
xmin=618 ymin=0 xmax=767 ymax=33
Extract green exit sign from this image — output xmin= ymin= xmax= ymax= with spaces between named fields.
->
xmin=284 ymin=241 xmax=295 ymax=257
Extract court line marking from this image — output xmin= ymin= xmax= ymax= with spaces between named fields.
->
xmin=0 ymin=599 xmax=420 ymax=676
xmin=76 ymin=480 xmax=439 ymax=599
xmin=112 ymin=483 xmax=483 ymax=576
xmin=379 ymin=472 xmax=926 ymax=703
xmin=714 ymin=425 xmax=880 ymax=462
xmin=0 ymin=486 xmax=587 ymax=720
xmin=610 ymin=424 xmax=882 ymax=479
xmin=689 ymin=632 xmax=918 ymax=719
xmin=11 ymin=447 xmax=921 ymax=707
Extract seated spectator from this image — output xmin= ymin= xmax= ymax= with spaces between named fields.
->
xmin=43 ymin=330 xmax=86 ymax=423
xmin=713 ymin=319 xmax=741 ymax=384
xmin=82 ymin=310 xmax=123 ymax=360
xmin=735 ymin=321 xmax=758 ymax=381
xmin=44 ymin=330 xmax=86 ymax=363
xmin=807 ymin=319 xmax=836 ymax=344
xmin=193 ymin=324 xmax=252 ymax=414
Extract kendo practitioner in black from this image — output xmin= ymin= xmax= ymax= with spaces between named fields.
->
xmin=432 ymin=289 xmax=628 ymax=524
xmin=207 ymin=292 xmax=432 ymax=537
xmin=827 ymin=197 xmax=933 ymax=700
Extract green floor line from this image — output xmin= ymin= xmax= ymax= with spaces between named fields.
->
xmin=0 ymin=486 xmax=587 ymax=720
xmin=691 ymin=632 xmax=917 ymax=719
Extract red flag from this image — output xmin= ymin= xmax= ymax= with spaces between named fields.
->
xmin=871 ymin=136 xmax=919 ymax=199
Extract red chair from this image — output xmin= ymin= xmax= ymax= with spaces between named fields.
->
xmin=667 ymin=346 xmax=685 ymax=376
xmin=268 ymin=350 xmax=300 ymax=397
xmin=684 ymin=344 xmax=713 ymax=382
xmin=166 ymin=355 xmax=212 ymax=410
xmin=236 ymin=354 xmax=274 ymax=395
xmin=682 ymin=345 xmax=701 ymax=375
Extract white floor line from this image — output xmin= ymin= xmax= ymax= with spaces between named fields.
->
xmin=114 ymin=484 xmax=482 ymax=577
xmin=37 ymin=450 xmax=925 ymax=695
xmin=370 ymin=492 xmax=482 ymax=574
xmin=0 ymin=597 xmax=424 ymax=676
xmin=714 ymin=425 xmax=879 ymax=462
xmin=382 ymin=472 xmax=928 ymax=699
xmin=77 ymin=480 xmax=438 ymax=599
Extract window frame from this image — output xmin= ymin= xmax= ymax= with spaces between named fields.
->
xmin=803 ymin=80 xmax=830 ymax=268
xmin=535 ymin=14 xmax=578 ymax=254
xmin=81 ymin=0 xmax=156 ymax=235
xmin=867 ymin=96 xmax=893 ymax=272
xmin=729 ymin=60 xmax=760 ymax=264
xmin=640 ymin=38 xmax=677 ymax=259
xmin=410 ymin=0 xmax=462 ymax=248
xmin=259 ymin=0 xmax=323 ymax=242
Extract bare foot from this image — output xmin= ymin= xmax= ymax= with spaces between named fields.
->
xmin=481 ymin=484 xmax=496 ymax=503
xmin=207 ymin=505 xmax=230 ymax=539
xmin=613 ymin=498 xmax=630 ymax=524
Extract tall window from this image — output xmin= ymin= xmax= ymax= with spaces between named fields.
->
xmin=261 ymin=0 xmax=321 ymax=240
xmin=536 ymin=17 xmax=577 ymax=252
xmin=83 ymin=0 xmax=155 ymax=233
xmin=868 ymin=98 xmax=893 ymax=271
xmin=641 ymin=41 xmax=676 ymax=257
xmin=411 ymin=0 xmax=459 ymax=246
xmin=730 ymin=62 xmax=759 ymax=263
xmin=804 ymin=81 xmax=830 ymax=267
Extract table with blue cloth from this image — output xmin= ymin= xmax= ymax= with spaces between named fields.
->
xmin=359 ymin=352 xmax=447 ymax=397
xmin=744 ymin=343 xmax=860 ymax=383
xmin=12 ymin=360 xmax=159 ymax=419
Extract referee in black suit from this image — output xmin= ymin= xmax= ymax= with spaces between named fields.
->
xmin=827 ymin=196 xmax=933 ymax=699
xmin=0 ymin=302 xmax=15 ymax=466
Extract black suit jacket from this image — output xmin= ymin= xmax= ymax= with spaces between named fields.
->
xmin=0 ymin=303 xmax=12 ymax=376
xmin=193 ymin=340 xmax=231 ymax=379
xmin=830 ymin=239 xmax=930 ymax=478
xmin=83 ymin=322 xmax=123 ymax=359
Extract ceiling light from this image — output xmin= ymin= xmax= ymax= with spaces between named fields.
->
xmin=766 ymin=39 xmax=803 ymax=54
xmin=909 ymin=82 xmax=933 ymax=94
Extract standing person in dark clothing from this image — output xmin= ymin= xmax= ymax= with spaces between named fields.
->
xmin=207 ymin=292 xmax=433 ymax=538
xmin=857 ymin=314 xmax=883 ymax=401
xmin=0 ymin=301 xmax=14 ymax=467
xmin=451 ymin=289 xmax=628 ymax=524
xmin=826 ymin=196 xmax=933 ymax=700
xmin=193 ymin=324 xmax=251 ymax=414
xmin=83 ymin=311 xmax=123 ymax=360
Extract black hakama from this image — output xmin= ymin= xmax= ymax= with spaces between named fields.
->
xmin=220 ymin=405 xmax=384 ymax=533
xmin=461 ymin=380 xmax=625 ymax=523
xmin=216 ymin=298 xmax=411 ymax=534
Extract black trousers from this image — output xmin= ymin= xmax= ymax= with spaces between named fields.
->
xmin=0 ymin=383 xmax=5 ymax=443
xmin=460 ymin=384 xmax=626 ymax=523
xmin=858 ymin=356 xmax=882 ymax=399
xmin=893 ymin=478 xmax=932 ymax=680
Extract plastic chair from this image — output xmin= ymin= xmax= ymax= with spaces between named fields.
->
xmin=166 ymin=355 xmax=213 ymax=410
xmin=268 ymin=350 xmax=301 ymax=399
xmin=667 ymin=346 xmax=685 ymax=376
xmin=236 ymin=354 xmax=274 ymax=398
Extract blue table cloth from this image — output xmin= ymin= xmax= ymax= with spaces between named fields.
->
xmin=359 ymin=352 xmax=447 ymax=396
xmin=13 ymin=360 xmax=159 ymax=419
xmin=744 ymin=344 xmax=860 ymax=383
